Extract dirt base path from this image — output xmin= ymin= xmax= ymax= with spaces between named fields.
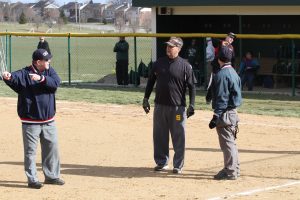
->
xmin=1 ymin=97 xmax=300 ymax=200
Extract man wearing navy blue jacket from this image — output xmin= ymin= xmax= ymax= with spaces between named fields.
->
xmin=208 ymin=44 xmax=242 ymax=180
xmin=2 ymin=49 xmax=64 ymax=189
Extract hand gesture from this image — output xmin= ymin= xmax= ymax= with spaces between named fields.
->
xmin=2 ymin=71 xmax=11 ymax=80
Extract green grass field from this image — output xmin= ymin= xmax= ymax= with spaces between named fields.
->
xmin=0 ymin=23 xmax=152 ymax=82
xmin=1 ymin=82 xmax=300 ymax=118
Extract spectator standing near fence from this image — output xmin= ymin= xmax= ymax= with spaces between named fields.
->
xmin=142 ymin=37 xmax=196 ymax=174
xmin=113 ymin=37 xmax=129 ymax=85
xmin=37 ymin=37 xmax=51 ymax=55
xmin=1 ymin=49 xmax=64 ymax=189
xmin=239 ymin=51 xmax=260 ymax=91
xmin=185 ymin=39 xmax=202 ymax=86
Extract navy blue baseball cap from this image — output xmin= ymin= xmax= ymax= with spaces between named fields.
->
xmin=32 ymin=49 xmax=52 ymax=61
xmin=218 ymin=46 xmax=233 ymax=62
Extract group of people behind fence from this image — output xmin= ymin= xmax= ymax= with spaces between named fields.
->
xmin=111 ymin=36 xmax=260 ymax=90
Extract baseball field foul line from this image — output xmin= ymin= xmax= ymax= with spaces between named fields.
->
xmin=207 ymin=180 xmax=300 ymax=200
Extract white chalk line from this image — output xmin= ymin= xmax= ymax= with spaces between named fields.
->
xmin=207 ymin=180 xmax=300 ymax=200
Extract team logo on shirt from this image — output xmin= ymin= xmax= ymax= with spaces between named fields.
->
xmin=176 ymin=115 xmax=181 ymax=121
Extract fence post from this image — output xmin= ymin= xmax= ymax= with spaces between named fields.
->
xmin=9 ymin=34 xmax=11 ymax=72
xmin=68 ymin=33 xmax=71 ymax=85
xmin=291 ymin=39 xmax=296 ymax=96
xmin=5 ymin=30 xmax=8 ymax=69
xmin=134 ymin=36 xmax=137 ymax=87
xmin=203 ymin=37 xmax=207 ymax=88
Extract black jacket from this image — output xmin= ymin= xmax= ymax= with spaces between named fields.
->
xmin=37 ymin=40 xmax=51 ymax=55
xmin=144 ymin=56 xmax=196 ymax=107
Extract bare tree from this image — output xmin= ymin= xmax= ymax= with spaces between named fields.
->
xmin=57 ymin=17 xmax=64 ymax=32
xmin=44 ymin=9 xmax=60 ymax=22
xmin=24 ymin=7 xmax=35 ymax=23
xmin=129 ymin=18 xmax=139 ymax=33
xmin=115 ymin=13 xmax=125 ymax=32
xmin=140 ymin=11 xmax=151 ymax=33
xmin=33 ymin=15 xmax=43 ymax=31
xmin=0 ymin=7 xmax=4 ymax=22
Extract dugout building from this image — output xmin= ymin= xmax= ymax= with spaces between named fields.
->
xmin=133 ymin=0 xmax=300 ymax=88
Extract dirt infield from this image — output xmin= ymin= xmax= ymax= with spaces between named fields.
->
xmin=0 ymin=97 xmax=300 ymax=200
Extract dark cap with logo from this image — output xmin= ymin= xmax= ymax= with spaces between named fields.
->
xmin=32 ymin=49 xmax=52 ymax=61
xmin=165 ymin=37 xmax=183 ymax=48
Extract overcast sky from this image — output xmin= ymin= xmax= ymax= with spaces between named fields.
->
xmin=10 ymin=0 xmax=107 ymax=6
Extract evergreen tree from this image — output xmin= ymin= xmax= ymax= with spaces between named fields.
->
xmin=19 ymin=12 xmax=27 ymax=24
xmin=59 ymin=10 xmax=68 ymax=24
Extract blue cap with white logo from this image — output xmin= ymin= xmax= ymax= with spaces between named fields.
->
xmin=32 ymin=49 xmax=52 ymax=61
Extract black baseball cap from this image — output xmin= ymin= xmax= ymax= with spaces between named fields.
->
xmin=32 ymin=49 xmax=52 ymax=61
xmin=218 ymin=46 xmax=233 ymax=62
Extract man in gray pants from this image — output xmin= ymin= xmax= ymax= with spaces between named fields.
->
xmin=143 ymin=37 xmax=196 ymax=174
xmin=2 ymin=49 xmax=64 ymax=189
xmin=208 ymin=43 xmax=242 ymax=180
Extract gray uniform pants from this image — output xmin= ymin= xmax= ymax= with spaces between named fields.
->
xmin=22 ymin=121 xmax=60 ymax=183
xmin=153 ymin=104 xmax=186 ymax=169
xmin=216 ymin=109 xmax=240 ymax=176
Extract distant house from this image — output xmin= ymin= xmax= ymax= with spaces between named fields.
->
xmin=32 ymin=0 xmax=59 ymax=18
xmin=125 ymin=6 xmax=140 ymax=25
xmin=114 ymin=4 xmax=129 ymax=23
xmin=103 ymin=3 xmax=127 ymax=23
xmin=80 ymin=1 xmax=106 ymax=23
xmin=0 ymin=1 xmax=10 ymax=21
xmin=60 ymin=1 xmax=82 ymax=22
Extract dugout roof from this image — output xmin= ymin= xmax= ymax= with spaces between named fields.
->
xmin=133 ymin=0 xmax=300 ymax=7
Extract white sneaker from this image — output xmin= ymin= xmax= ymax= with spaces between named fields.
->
xmin=172 ymin=168 xmax=182 ymax=174
xmin=154 ymin=165 xmax=169 ymax=171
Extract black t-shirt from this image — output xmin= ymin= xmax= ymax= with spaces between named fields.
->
xmin=144 ymin=56 xmax=196 ymax=107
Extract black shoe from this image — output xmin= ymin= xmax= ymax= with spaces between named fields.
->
xmin=214 ymin=170 xmax=237 ymax=180
xmin=172 ymin=168 xmax=182 ymax=174
xmin=154 ymin=165 xmax=169 ymax=172
xmin=44 ymin=178 xmax=65 ymax=185
xmin=28 ymin=181 xmax=43 ymax=189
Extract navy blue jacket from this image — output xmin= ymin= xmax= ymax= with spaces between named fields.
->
xmin=4 ymin=65 xmax=60 ymax=124
xmin=211 ymin=64 xmax=242 ymax=117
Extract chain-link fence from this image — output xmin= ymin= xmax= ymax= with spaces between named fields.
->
xmin=4 ymin=35 xmax=152 ymax=84
xmin=1 ymin=33 xmax=300 ymax=96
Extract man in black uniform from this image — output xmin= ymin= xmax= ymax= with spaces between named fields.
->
xmin=208 ymin=44 xmax=242 ymax=180
xmin=142 ymin=37 xmax=196 ymax=174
